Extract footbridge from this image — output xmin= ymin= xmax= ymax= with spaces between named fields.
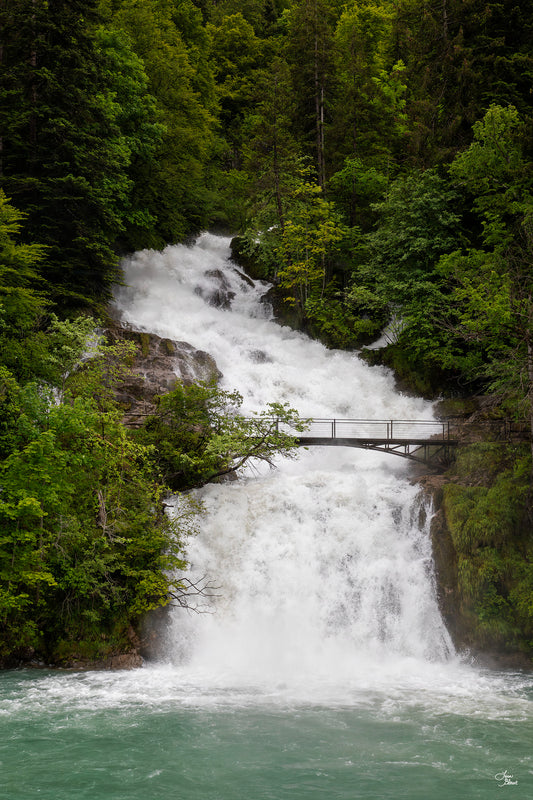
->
xmin=290 ymin=419 xmax=458 ymax=467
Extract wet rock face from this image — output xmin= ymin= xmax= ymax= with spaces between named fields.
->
xmin=107 ymin=326 xmax=221 ymax=426
xmin=62 ymin=651 xmax=144 ymax=671
xmin=249 ymin=349 xmax=272 ymax=363
xmin=194 ymin=268 xmax=236 ymax=309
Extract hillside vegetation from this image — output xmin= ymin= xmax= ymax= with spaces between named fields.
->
xmin=1 ymin=0 xmax=532 ymax=664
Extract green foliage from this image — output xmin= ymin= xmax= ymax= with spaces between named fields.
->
xmin=394 ymin=0 xmax=533 ymax=165
xmin=443 ymin=444 xmax=533 ymax=653
xmin=112 ymin=0 xmax=217 ymax=244
xmin=284 ymin=0 xmax=337 ymax=183
xmin=0 ymin=192 xmax=53 ymax=383
xmin=342 ymin=168 xmax=465 ymax=383
xmin=304 ymin=291 xmax=383 ymax=349
xmin=328 ymin=158 xmax=388 ymax=228
xmin=331 ymin=2 xmax=407 ymax=171
xmin=136 ymin=381 xmax=308 ymax=491
xmin=276 ymin=183 xmax=346 ymax=307
xmin=0 ymin=190 xmax=47 ymax=325
xmin=207 ymin=11 xmax=264 ymax=140
xmin=0 ymin=0 xmax=132 ymax=304
xmin=242 ymin=56 xmax=299 ymax=230
xmin=93 ymin=24 xmax=165 ymax=250
xmin=431 ymin=107 xmax=533 ymax=425
xmin=362 ymin=169 xmax=462 ymax=299
xmin=0 ymin=323 xmax=196 ymax=666
xmin=449 ymin=104 xmax=533 ymax=248
xmin=0 ymin=389 xmax=187 ymax=663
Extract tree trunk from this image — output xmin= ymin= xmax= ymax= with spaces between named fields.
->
xmin=30 ymin=0 xmax=38 ymax=147
xmin=313 ymin=0 xmax=326 ymax=189
xmin=442 ymin=0 xmax=448 ymax=39
xmin=527 ymin=297 xmax=533 ymax=466
xmin=0 ymin=19 xmax=3 ymax=177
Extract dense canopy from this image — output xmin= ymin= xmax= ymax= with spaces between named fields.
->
xmin=1 ymin=0 xmax=533 ymax=664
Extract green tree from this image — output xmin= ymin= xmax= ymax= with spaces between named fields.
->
xmin=0 ymin=323 xmax=197 ymax=666
xmin=352 ymin=168 xmax=465 ymax=391
xmin=328 ymin=157 xmax=388 ymax=228
xmin=276 ymin=178 xmax=346 ymax=308
xmin=440 ymin=106 xmax=533 ymax=446
xmin=207 ymin=11 xmax=264 ymax=169
xmin=169 ymin=0 xmax=217 ymax=110
xmin=0 ymin=0 xmax=138 ymax=305
xmin=242 ymin=56 xmax=299 ymax=234
xmin=330 ymin=0 xmax=407 ymax=173
xmin=93 ymin=24 xmax=165 ymax=252
xmin=285 ymin=0 xmax=337 ymax=187
xmin=136 ymin=381 xmax=308 ymax=491
xmin=0 ymin=191 xmax=59 ymax=386
xmin=206 ymin=0 xmax=278 ymax=36
xmin=449 ymin=104 xmax=532 ymax=248
xmin=395 ymin=0 xmax=533 ymax=165
xmin=360 ymin=168 xmax=462 ymax=305
xmin=114 ymin=0 xmax=217 ymax=242
xmin=0 ymin=191 xmax=46 ymax=332
xmin=0 ymin=390 xmax=192 ymax=664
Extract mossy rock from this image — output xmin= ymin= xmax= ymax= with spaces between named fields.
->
xmin=431 ymin=442 xmax=533 ymax=664
xmin=434 ymin=397 xmax=481 ymax=419
xmin=139 ymin=332 xmax=151 ymax=358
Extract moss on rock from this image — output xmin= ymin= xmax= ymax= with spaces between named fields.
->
xmin=431 ymin=442 xmax=533 ymax=665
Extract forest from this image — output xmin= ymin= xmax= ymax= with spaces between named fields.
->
xmin=1 ymin=0 xmax=533 ymax=666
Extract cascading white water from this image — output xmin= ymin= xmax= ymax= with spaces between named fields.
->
xmin=114 ymin=232 xmax=455 ymax=698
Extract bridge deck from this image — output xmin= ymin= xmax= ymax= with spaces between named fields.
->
xmin=292 ymin=418 xmax=451 ymax=440
xmin=283 ymin=418 xmax=458 ymax=466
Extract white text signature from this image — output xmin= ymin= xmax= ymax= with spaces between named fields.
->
xmin=494 ymin=770 xmax=518 ymax=787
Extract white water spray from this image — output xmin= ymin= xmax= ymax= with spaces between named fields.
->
xmin=114 ymin=233 xmax=455 ymax=699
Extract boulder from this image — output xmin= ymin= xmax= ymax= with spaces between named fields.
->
xmin=194 ymin=268 xmax=236 ymax=309
xmin=106 ymin=325 xmax=221 ymax=427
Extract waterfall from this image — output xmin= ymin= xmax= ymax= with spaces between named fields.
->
xmin=2 ymin=234 xmax=530 ymax=800
xmin=114 ymin=233 xmax=455 ymax=699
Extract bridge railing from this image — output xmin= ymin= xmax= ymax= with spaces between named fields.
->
xmin=278 ymin=418 xmax=452 ymax=441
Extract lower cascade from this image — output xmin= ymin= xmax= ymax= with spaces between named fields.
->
xmin=115 ymin=233 xmax=453 ymax=695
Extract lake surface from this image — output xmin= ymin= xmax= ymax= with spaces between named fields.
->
xmin=1 ymin=665 xmax=531 ymax=799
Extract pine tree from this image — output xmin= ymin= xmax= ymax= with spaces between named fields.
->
xmin=0 ymin=0 xmax=134 ymax=305
xmin=286 ymin=0 xmax=337 ymax=188
xmin=395 ymin=0 xmax=533 ymax=165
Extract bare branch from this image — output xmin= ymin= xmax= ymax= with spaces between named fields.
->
xmin=168 ymin=575 xmax=221 ymax=613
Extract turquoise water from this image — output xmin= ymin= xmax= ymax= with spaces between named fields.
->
xmin=1 ymin=666 xmax=532 ymax=799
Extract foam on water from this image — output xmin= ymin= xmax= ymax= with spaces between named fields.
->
xmin=1 ymin=661 xmax=531 ymax=721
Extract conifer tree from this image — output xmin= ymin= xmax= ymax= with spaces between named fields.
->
xmin=0 ymin=0 xmax=132 ymax=305
xmin=285 ymin=0 xmax=337 ymax=187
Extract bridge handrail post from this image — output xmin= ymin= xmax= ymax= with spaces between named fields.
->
xmin=333 ymin=418 xmax=336 ymax=438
